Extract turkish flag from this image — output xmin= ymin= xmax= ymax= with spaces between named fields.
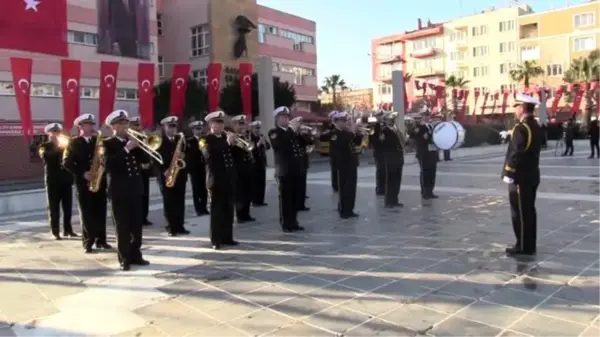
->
xmin=99 ymin=61 xmax=119 ymax=124
xmin=60 ymin=60 xmax=81 ymax=132
xmin=458 ymin=90 xmax=469 ymax=123
xmin=138 ymin=63 xmax=155 ymax=129
xmin=571 ymin=85 xmax=585 ymax=117
xmin=10 ymin=58 xmax=33 ymax=143
xmin=0 ymin=0 xmax=68 ymax=56
xmin=169 ymin=63 xmax=191 ymax=118
xmin=207 ymin=63 xmax=222 ymax=113
xmin=550 ymin=87 xmax=564 ymax=116
xmin=501 ymin=90 xmax=510 ymax=115
xmin=239 ymin=63 xmax=253 ymax=119
xmin=480 ymin=92 xmax=489 ymax=115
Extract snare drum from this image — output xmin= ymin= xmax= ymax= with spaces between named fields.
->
xmin=432 ymin=121 xmax=466 ymax=150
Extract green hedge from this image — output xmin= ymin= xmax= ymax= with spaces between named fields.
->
xmin=463 ymin=124 xmax=505 ymax=147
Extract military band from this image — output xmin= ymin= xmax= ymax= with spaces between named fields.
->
xmin=186 ymin=120 xmax=209 ymax=216
xmin=379 ymin=111 xmax=406 ymax=208
xmin=103 ymin=110 xmax=149 ymax=271
xmin=410 ymin=111 xmax=439 ymax=200
xmin=250 ymin=120 xmax=270 ymax=207
xmin=39 ymin=123 xmax=77 ymax=240
xmin=200 ymin=111 xmax=238 ymax=249
xmin=63 ymin=114 xmax=111 ymax=253
xmin=129 ymin=117 xmax=153 ymax=226
xmin=230 ymin=115 xmax=256 ymax=223
xmin=291 ymin=117 xmax=313 ymax=211
xmin=325 ymin=111 xmax=339 ymax=193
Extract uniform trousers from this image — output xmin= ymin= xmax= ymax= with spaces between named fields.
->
xmin=297 ymin=169 xmax=308 ymax=209
xmin=337 ymin=167 xmax=358 ymax=216
xmin=563 ymin=139 xmax=574 ymax=156
xmin=111 ymin=196 xmax=143 ymax=263
xmin=330 ymin=159 xmax=338 ymax=192
xmin=162 ymin=182 xmax=186 ymax=233
xmin=384 ymin=163 xmax=403 ymax=206
xmin=276 ymin=174 xmax=300 ymax=229
xmin=46 ymin=182 xmax=73 ymax=235
xmin=443 ymin=150 xmax=451 ymax=161
xmin=141 ymin=172 xmax=150 ymax=221
xmin=374 ymin=156 xmax=385 ymax=194
xmin=235 ymin=170 xmax=253 ymax=219
xmin=209 ymin=183 xmax=235 ymax=245
xmin=508 ymin=183 xmax=538 ymax=253
xmin=589 ymin=138 xmax=599 ymax=157
xmin=252 ymin=164 xmax=267 ymax=205
xmin=76 ymin=184 xmax=107 ymax=248
xmin=418 ymin=151 xmax=438 ymax=196
xmin=189 ymin=170 xmax=208 ymax=213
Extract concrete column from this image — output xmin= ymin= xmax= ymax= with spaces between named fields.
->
xmin=392 ymin=70 xmax=406 ymax=133
xmin=539 ymin=90 xmax=547 ymax=125
xmin=258 ymin=56 xmax=275 ymax=166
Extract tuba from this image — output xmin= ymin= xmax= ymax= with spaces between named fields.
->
xmin=88 ymin=131 xmax=106 ymax=193
xmin=165 ymin=132 xmax=186 ymax=188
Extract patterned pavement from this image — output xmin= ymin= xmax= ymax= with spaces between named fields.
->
xmin=0 ymin=146 xmax=598 ymax=337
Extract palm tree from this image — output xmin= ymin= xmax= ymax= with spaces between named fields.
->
xmin=320 ymin=74 xmax=348 ymax=107
xmin=563 ymin=50 xmax=600 ymax=124
xmin=444 ymin=74 xmax=470 ymax=119
xmin=509 ymin=61 xmax=544 ymax=88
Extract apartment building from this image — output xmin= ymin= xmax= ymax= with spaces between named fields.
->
xmin=319 ymin=88 xmax=373 ymax=110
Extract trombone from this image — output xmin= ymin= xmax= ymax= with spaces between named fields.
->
xmin=225 ymin=130 xmax=254 ymax=151
xmin=126 ymin=128 xmax=164 ymax=165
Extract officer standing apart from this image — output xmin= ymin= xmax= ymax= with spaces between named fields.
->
xmin=128 ymin=117 xmax=153 ymax=226
xmin=186 ymin=120 xmax=209 ymax=216
xmin=199 ymin=110 xmax=239 ymax=249
xmin=588 ymin=117 xmax=599 ymax=158
xmin=39 ymin=123 xmax=77 ymax=240
xmin=379 ymin=111 xmax=405 ymax=208
xmin=562 ymin=118 xmax=575 ymax=156
xmin=325 ymin=110 xmax=339 ymax=192
xmin=269 ymin=106 xmax=305 ymax=232
xmin=63 ymin=114 xmax=112 ymax=253
xmin=155 ymin=116 xmax=189 ymax=236
xmin=410 ymin=109 xmax=439 ymax=199
xmin=103 ymin=110 xmax=149 ymax=271
xmin=330 ymin=111 xmax=362 ymax=219
xmin=502 ymin=94 xmax=542 ymax=256
xmin=249 ymin=120 xmax=270 ymax=206
xmin=230 ymin=115 xmax=256 ymax=223
xmin=369 ymin=110 xmax=385 ymax=196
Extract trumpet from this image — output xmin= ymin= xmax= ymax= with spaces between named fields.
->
xmin=354 ymin=125 xmax=375 ymax=136
xmin=126 ymin=128 xmax=164 ymax=165
xmin=56 ymin=134 xmax=71 ymax=149
xmin=225 ymin=130 xmax=254 ymax=151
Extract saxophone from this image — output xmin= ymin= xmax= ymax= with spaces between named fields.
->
xmin=165 ymin=132 xmax=186 ymax=188
xmin=88 ymin=131 xmax=106 ymax=193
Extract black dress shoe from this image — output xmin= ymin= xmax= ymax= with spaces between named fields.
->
xmin=588 ymin=156 xmax=594 ymax=159
xmin=120 ymin=263 xmax=130 ymax=271
xmin=97 ymin=243 xmax=112 ymax=250
xmin=132 ymin=259 xmax=150 ymax=266
xmin=282 ymin=228 xmax=295 ymax=233
xmin=64 ymin=231 xmax=78 ymax=238
xmin=84 ymin=247 xmax=93 ymax=254
xmin=252 ymin=202 xmax=268 ymax=207
xmin=247 ymin=216 xmax=256 ymax=221
xmin=52 ymin=234 xmax=61 ymax=240
xmin=179 ymin=229 xmax=190 ymax=235
xmin=298 ymin=207 xmax=310 ymax=212
xmin=196 ymin=210 xmax=209 ymax=216
xmin=212 ymin=244 xmax=222 ymax=250
xmin=168 ymin=232 xmax=177 ymax=237
xmin=505 ymin=246 xmax=535 ymax=256
xmin=429 ymin=194 xmax=439 ymax=199
xmin=349 ymin=212 xmax=359 ymax=218
xmin=292 ymin=226 xmax=305 ymax=231
xmin=422 ymin=195 xmax=431 ymax=200
xmin=224 ymin=240 xmax=239 ymax=246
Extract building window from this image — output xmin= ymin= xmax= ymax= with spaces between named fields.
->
xmin=574 ymin=36 xmax=596 ymax=52
xmin=293 ymin=43 xmax=303 ymax=52
xmin=473 ymin=86 xmax=490 ymax=93
xmin=450 ymin=30 xmax=466 ymax=42
xmin=499 ymin=20 xmax=515 ymax=32
xmin=269 ymin=26 xmax=278 ymax=34
xmin=499 ymin=41 xmax=515 ymax=53
xmin=279 ymin=28 xmax=314 ymax=45
xmin=450 ymin=51 xmax=464 ymax=61
xmin=272 ymin=62 xmax=280 ymax=72
xmin=158 ymin=56 xmax=164 ymax=78
xmin=67 ymin=30 xmax=98 ymax=46
xmin=279 ymin=64 xmax=315 ymax=76
xmin=473 ymin=66 xmax=488 ymax=77
xmin=191 ymin=25 xmax=210 ymax=57
xmin=413 ymin=38 xmax=436 ymax=50
xmin=258 ymin=24 xmax=266 ymax=43
xmin=150 ymin=42 xmax=155 ymax=55
xmin=157 ymin=13 xmax=163 ymax=36
xmin=472 ymin=45 xmax=488 ymax=57
xmin=574 ymin=13 xmax=595 ymax=28
xmin=378 ymin=84 xmax=392 ymax=95
xmin=471 ymin=25 xmax=487 ymax=37
xmin=191 ymin=69 xmax=207 ymax=87
xmin=546 ymin=64 xmax=563 ymax=77
xmin=0 ymin=81 xmax=137 ymax=100
xmin=499 ymin=63 xmax=515 ymax=74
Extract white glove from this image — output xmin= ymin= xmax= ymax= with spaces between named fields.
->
xmin=502 ymin=176 xmax=514 ymax=184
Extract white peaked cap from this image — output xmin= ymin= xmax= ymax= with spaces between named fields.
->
xmin=189 ymin=120 xmax=204 ymax=128
xmin=231 ymin=115 xmax=247 ymax=122
xmin=160 ymin=116 xmax=179 ymax=125
xmin=333 ymin=111 xmax=349 ymax=120
xmin=73 ymin=113 xmax=95 ymax=126
xmin=328 ymin=110 xmax=338 ymax=119
xmin=273 ymin=106 xmax=290 ymax=117
xmin=514 ymin=93 xmax=540 ymax=105
xmin=250 ymin=120 xmax=262 ymax=127
xmin=44 ymin=123 xmax=63 ymax=133
xmin=129 ymin=116 xmax=141 ymax=124
xmin=105 ymin=109 xmax=129 ymax=126
xmin=204 ymin=110 xmax=225 ymax=122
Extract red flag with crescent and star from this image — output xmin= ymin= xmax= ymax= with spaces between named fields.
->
xmin=207 ymin=63 xmax=222 ymax=113
xmin=60 ymin=60 xmax=81 ymax=132
xmin=138 ymin=63 xmax=155 ymax=128
xmin=98 ymin=61 xmax=120 ymax=124
xmin=0 ymin=0 xmax=68 ymax=56
xmin=10 ymin=58 xmax=34 ymax=143
xmin=239 ymin=63 xmax=253 ymax=119
xmin=169 ymin=63 xmax=191 ymax=118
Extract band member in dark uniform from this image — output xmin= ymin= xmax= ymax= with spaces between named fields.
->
xmin=325 ymin=110 xmax=339 ymax=192
xmin=63 ymin=114 xmax=111 ymax=253
xmin=291 ymin=117 xmax=313 ymax=211
xmin=501 ymin=94 xmax=542 ymax=256
xmin=269 ymin=106 xmax=305 ymax=232
xmin=103 ymin=110 xmax=149 ymax=271
xmin=370 ymin=110 xmax=385 ymax=195
xmin=410 ymin=109 xmax=439 ymax=199
xmin=378 ymin=111 xmax=406 ymax=208
xmin=562 ymin=118 xmax=575 ymax=156
xmin=330 ymin=111 xmax=362 ymax=218
xmin=230 ymin=115 xmax=256 ymax=223
xmin=249 ymin=120 xmax=270 ymax=206
xmin=186 ymin=120 xmax=209 ymax=216
xmin=155 ymin=116 xmax=189 ymax=236
xmin=588 ymin=117 xmax=599 ymax=158
xmin=199 ymin=111 xmax=239 ymax=249
xmin=128 ymin=117 xmax=153 ymax=226
xmin=39 ymin=123 xmax=77 ymax=240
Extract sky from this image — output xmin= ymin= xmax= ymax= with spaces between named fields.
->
xmin=257 ymin=0 xmax=589 ymax=89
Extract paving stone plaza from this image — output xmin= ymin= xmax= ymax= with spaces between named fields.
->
xmin=0 ymin=143 xmax=598 ymax=336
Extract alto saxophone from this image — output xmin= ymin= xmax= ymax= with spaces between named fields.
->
xmin=165 ymin=132 xmax=186 ymax=188
xmin=88 ymin=131 xmax=106 ymax=193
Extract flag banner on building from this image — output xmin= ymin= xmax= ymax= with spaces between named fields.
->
xmin=480 ymin=92 xmax=489 ymax=115
xmin=434 ymin=86 xmax=444 ymax=112
xmin=137 ymin=63 xmax=155 ymax=128
xmin=472 ymin=89 xmax=481 ymax=116
xmin=207 ymin=63 xmax=222 ymax=113
xmin=459 ymin=90 xmax=469 ymax=123
xmin=0 ymin=0 xmax=68 ymax=56
xmin=550 ymin=87 xmax=564 ymax=116
xmin=239 ymin=63 xmax=253 ymax=119
xmin=96 ymin=0 xmax=152 ymax=60
xmin=60 ymin=60 xmax=81 ymax=132
xmin=169 ymin=63 xmax=191 ymax=117
xmin=501 ymin=90 xmax=510 ymax=115
xmin=571 ymin=85 xmax=585 ymax=116
xmin=490 ymin=92 xmax=499 ymax=114
xmin=99 ymin=61 xmax=120 ymax=124
xmin=10 ymin=58 xmax=33 ymax=143
xmin=403 ymin=82 xmax=409 ymax=112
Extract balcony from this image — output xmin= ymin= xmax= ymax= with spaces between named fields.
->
xmin=265 ymin=34 xmax=294 ymax=49
xmin=410 ymin=48 xmax=436 ymax=59
xmin=378 ymin=55 xmax=406 ymax=64
xmin=521 ymin=47 xmax=540 ymax=61
xmin=301 ymin=42 xmax=316 ymax=54
xmin=301 ymin=75 xmax=317 ymax=87
xmin=455 ymin=39 xmax=468 ymax=49
xmin=413 ymin=67 xmax=445 ymax=78
xmin=520 ymin=23 xmax=539 ymax=39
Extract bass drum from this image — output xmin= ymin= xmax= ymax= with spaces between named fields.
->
xmin=432 ymin=121 xmax=465 ymax=150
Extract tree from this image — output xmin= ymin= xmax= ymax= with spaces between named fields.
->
xmin=444 ymin=74 xmax=470 ymax=119
xmin=563 ymin=50 xmax=600 ymax=124
xmin=320 ymin=74 xmax=348 ymax=107
xmin=153 ymin=78 xmax=208 ymax=125
xmin=219 ymin=74 xmax=296 ymax=118
xmin=509 ymin=61 xmax=544 ymax=88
